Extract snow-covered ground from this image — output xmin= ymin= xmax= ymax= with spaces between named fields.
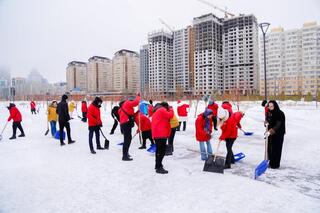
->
xmin=0 ymin=100 xmax=319 ymax=213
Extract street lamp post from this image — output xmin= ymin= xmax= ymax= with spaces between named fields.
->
xmin=259 ymin=22 xmax=270 ymax=101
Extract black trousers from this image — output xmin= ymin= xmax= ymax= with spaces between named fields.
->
xmin=168 ymin=128 xmax=176 ymax=146
xmin=177 ymin=121 xmax=186 ymax=131
xmin=12 ymin=122 xmax=24 ymax=137
xmin=59 ymin=121 xmax=72 ymax=143
xmin=82 ymin=112 xmax=87 ymax=122
xmin=213 ymin=116 xmax=217 ymax=129
xmin=89 ymin=127 xmax=101 ymax=151
xmin=268 ymin=134 xmax=284 ymax=169
xmin=31 ymin=109 xmax=36 ymax=114
xmin=225 ymin=138 xmax=236 ymax=166
xmin=121 ymin=122 xmax=133 ymax=158
xmin=141 ymin=130 xmax=154 ymax=146
xmin=110 ymin=119 xmax=118 ymax=134
xmin=155 ymin=138 xmax=167 ymax=169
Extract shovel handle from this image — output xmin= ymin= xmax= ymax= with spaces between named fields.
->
xmin=0 ymin=121 xmax=9 ymax=135
xmin=214 ymin=140 xmax=222 ymax=161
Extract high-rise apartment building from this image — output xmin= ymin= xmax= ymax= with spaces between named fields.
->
xmin=112 ymin=49 xmax=140 ymax=93
xmin=87 ymin=56 xmax=112 ymax=93
xmin=193 ymin=14 xmax=223 ymax=95
xmin=173 ymin=27 xmax=193 ymax=94
xmin=140 ymin=45 xmax=149 ymax=93
xmin=223 ymin=14 xmax=259 ymax=94
xmin=260 ymin=22 xmax=320 ymax=96
xmin=66 ymin=61 xmax=87 ymax=92
xmin=148 ymin=31 xmax=174 ymax=95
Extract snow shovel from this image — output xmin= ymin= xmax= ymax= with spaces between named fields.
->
xmin=254 ymin=134 xmax=269 ymax=179
xmin=203 ymin=140 xmax=225 ymax=174
xmin=147 ymin=144 xmax=156 ymax=153
xmin=54 ymin=130 xmax=66 ymax=140
xmin=117 ymin=132 xmax=138 ymax=146
xmin=99 ymin=129 xmax=109 ymax=150
xmin=0 ymin=121 xmax=9 ymax=142
xmin=44 ymin=122 xmax=49 ymax=136
xmin=240 ymin=129 xmax=254 ymax=136
xmin=234 ymin=152 xmax=245 ymax=162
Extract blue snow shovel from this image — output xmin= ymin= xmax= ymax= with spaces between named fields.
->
xmin=117 ymin=142 xmax=124 ymax=146
xmin=54 ymin=130 xmax=66 ymax=140
xmin=147 ymin=144 xmax=156 ymax=153
xmin=240 ymin=129 xmax=254 ymax=136
xmin=234 ymin=152 xmax=245 ymax=162
xmin=254 ymin=134 xmax=269 ymax=179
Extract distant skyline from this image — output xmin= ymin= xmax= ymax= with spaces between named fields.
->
xmin=1 ymin=0 xmax=319 ymax=83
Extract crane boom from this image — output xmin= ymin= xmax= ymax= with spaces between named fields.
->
xmin=198 ymin=0 xmax=235 ymax=18
xmin=159 ymin=18 xmax=174 ymax=32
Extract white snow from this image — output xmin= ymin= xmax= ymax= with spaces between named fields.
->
xmin=0 ymin=100 xmax=319 ymax=213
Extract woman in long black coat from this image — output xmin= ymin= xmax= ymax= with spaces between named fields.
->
xmin=266 ymin=100 xmax=286 ymax=169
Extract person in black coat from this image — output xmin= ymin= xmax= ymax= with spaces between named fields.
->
xmin=265 ymin=100 xmax=286 ymax=169
xmin=110 ymin=102 xmax=122 ymax=135
xmin=56 ymin=94 xmax=75 ymax=146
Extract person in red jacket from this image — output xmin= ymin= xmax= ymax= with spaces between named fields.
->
xmin=87 ymin=97 xmax=104 ymax=154
xmin=151 ymin=102 xmax=174 ymax=174
xmin=7 ymin=103 xmax=25 ymax=139
xmin=30 ymin=101 xmax=36 ymax=114
xmin=195 ymin=108 xmax=214 ymax=161
xmin=147 ymin=100 xmax=153 ymax=117
xmin=118 ymin=93 xmax=141 ymax=161
xmin=177 ymin=100 xmax=189 ymax=131
xmin=81 ymin=100 xmax=88 ymax=122
xmin=207 ymin=100 xmax=219 ymax=131
xmin=221 ymin=101 xmax=233 ymax=116
xmin=219 ymin=111 xmax=244 ymax=169
xmin=134 ymin=111 xmax=154 ymax=149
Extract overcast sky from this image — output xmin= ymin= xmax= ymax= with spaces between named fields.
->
xmin=0 ymin=0 xmax=319 ymax=83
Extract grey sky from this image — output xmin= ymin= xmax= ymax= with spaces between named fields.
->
xmin=0 ymin=0 xmax=319 ymax=83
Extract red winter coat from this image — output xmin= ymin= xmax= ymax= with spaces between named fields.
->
xmin=81 ymin=102 xmax=87 ymax=113
xmin=195 ymin=113 xmax=212 ymax=142
xmin=87 ymin=104 xmax=102 ymax=127
xmin=151 ymin=107 xmax=174 ymax=139
xmin=119 ymin=96 xmax=141 ymax=124
xmin=148 ymin=105 xmax=153 ymax=117
xmin=177 ymin=104 xmax=189 ymax=117
xmin=222 ymin=102 xmax=233 ymax=115
xmin=219 ymin=111 xmax=243 ymax=140
xmin=8 ymin=106 xmax=22 ymax=122
xmin=207 ymin=103 xmax=218 ymax=116
xmin=134 ymin=113 xmax=151 ymax=132
xmin=30 ymin=101 xmax=36 ymax=110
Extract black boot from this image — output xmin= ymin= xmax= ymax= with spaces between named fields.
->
xmin=60 ymin=142 xmax=66 ymax=146
xmin=122 ymin=156 xmax=133 ymax=161
xmin=68 ymin=140 xmax=75 ymax=144
xmin=156 ymin=167 xmax=168 ymax=174
xmin=91 ymin=149 xmax=96 ymax=154
xmin=18 ymin=133 xmax=25 ymax=137
xmin=97 ymin=146 xmax=105 ymax=150
xmin=138 ymin=145 xmax=146 ymax=149
xmin=9 ymin=136 xmax=16 ymax=140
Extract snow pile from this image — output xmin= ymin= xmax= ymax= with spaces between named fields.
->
xmin=0 ymin=101 xmax=319 ymax=213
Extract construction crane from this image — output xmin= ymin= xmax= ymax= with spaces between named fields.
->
xmin=197 ymin=0 xmax=235 ymax=18
xmin=158 ymin=18 xmax=174 ymax=33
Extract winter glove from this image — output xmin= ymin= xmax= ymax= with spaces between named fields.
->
xmin=264 ymin=131 xmax=270 ymax=138
xmin=268 ymin=128 xmax=276 ymax=135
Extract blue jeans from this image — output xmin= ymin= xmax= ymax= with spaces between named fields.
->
xmin=199 ymin=141 xmax=213 ymax=161
xmin=50 ymin=121 xmax=57 ymax=137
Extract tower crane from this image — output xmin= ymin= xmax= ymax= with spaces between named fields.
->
xmin=197 ymin=0 xmax=235 ymax=18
